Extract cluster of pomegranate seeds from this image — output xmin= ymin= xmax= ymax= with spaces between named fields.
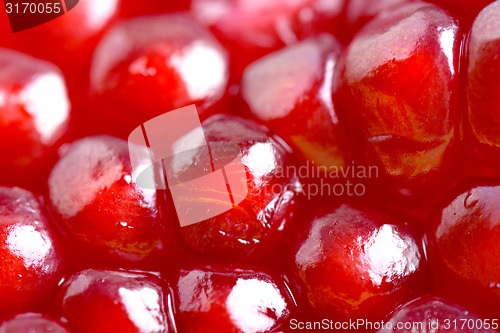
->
xmin=191 ymin=0 xmax=345 ymax=78
xmin=0 ymin=0 xmax=119 ymax=68
xmin=0 ymin=0 xmax=499 ymax=331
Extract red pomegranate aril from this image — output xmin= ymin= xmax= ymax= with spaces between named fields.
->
xmin=175 ymin=266 xmax=296 ymax=333
xmin=175 ymin=115 xmax=301 ymax=261
xmin=48 ymin=136 xmax=166 ymax=269
xmin=0 ymin=0 xmax=119 ymax=83
xmin=191 ymin=0 xmax=345 ymax=77
xmin=466 ymin=0 xmax=500 ymax=167
xmin=242 ymin=34 xmax=350 ymax=170
xmin=0 ymin=49 xmax=70 ymax=188
xmin=0 ymin=187 xmax=65 ymax=316
xmin=0 ymin=313 xmax=72 ymax=333
xmin=429 ymin=183 xmax=500 ymax=319
xmin=335 ymin=2 xmax=461 ymax=200
xmin=57 ymin=269 xmax=172 ymax=333
xmin=89 ymin=13 xmax=229 ymax=137
xmin=289 ymin=203 xmax=427 ymax=321
xmin=377 ymin=296 xmax=497 ymax=333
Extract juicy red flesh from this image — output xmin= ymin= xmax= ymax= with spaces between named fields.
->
xmin=466 ymin=1 xmax=500 ymax=167
xmin=0 ymin=187 xmax=64 ymax=316
xmin=176 ymin=115 xmax=300 ymax=261
xmin=89 ymin=13 xmax=229 ymax=138
xmin=175 ymin=266 xmax=296 ymax=333
xmin=430 ymin=183 xmax=500 ymax=319
xmin=380 ymin=296 xmax=497 ymax=333
xmin=242 ymin=34 xmax=349 ymax=169
xmin=290 ymin=203 xmax=427 ymax=321
xmin=0 ymin=0 xmax=119 ymax=83
xmin=0 ymin=49 xmax=69 ymax=188
xmin=191 ymin=0 xmax=345 ymax=77
xmin=48 ymin=136 xmax=166 ymax=269
xmin=57 ymin=269 xmax=171 ymax=333
xmin=0 ymin=313 xmax=72 ymax=333
xmin=335 ymin=3 xmax=461 ymax=200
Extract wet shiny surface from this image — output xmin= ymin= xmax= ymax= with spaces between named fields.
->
xmin=58 ymin=269 xmax=170 ymax=333
xmin=335 ymin=3 xmax=460 ymax=195
xmin=176 ymin=267 xmax=294 ymax=333
xmin=432 ymin=185 xmax=500 ymax=296
xmin=0 ymin=0 xmax=119 ymax=81
xmin=292 ymin=203 xmax=425 ymax=319
xmin=378 ymin=296 xmax=496 ymax=333
xmin=0 ymin=49 xmax=69 ymax=186
xmin=466 ymin=1 xmax=500 ymax=163
xmin=0 ymin=187 xmax=64 ymax=314
xmin=242 ymin=34 xmax=349 ymax=168
xmin=344 ymin=0 xmax=418 ymax=38
xmin=48 ymin=136 xmax=163 ymax=268
xmin=90 ymin=14 xmax=229 ymax=135
xmin=0 ymin=313 xmax=72 ymax=333
xmin=191 ymin=0 xmax=345 ymax=76
xmin=177 ymin=115 xmax=301 ymax=260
